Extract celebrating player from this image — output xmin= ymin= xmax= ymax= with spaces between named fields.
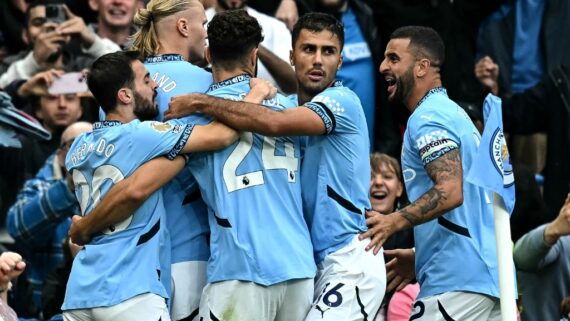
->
xmin=62 ymin=50 xmax=238 ymax=321
xmin=166 ymin=12 xmax=386 ymax=321
xmin=364 ymin=26 xmax=503 ymax=320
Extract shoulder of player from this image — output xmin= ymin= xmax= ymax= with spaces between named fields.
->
xmin=146 ymin=59 xmax=211 ymax=77
xmin=309 ymin=85 xmax=360 ymax=111
xmin=274 ymin=93 xmax=297 ymax=109
xmin=410 ymin=97 xmax=459 ymax=125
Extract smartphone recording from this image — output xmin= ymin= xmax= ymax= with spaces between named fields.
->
xmin=46 ymin=4 xmax=67 ymax=25
xmin=48 ymin=72 xmax=89 ymax=95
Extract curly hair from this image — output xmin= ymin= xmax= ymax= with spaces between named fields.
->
xmin=207 ymin=10 xmax=263 ymax=70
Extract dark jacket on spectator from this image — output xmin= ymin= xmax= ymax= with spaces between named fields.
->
xmin=478 ymin=0 xmax=570 ymax=220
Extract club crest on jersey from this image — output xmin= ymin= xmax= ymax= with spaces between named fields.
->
xmin=490 ymin=128 xmax=514 ymax=187
xmin=151 ymin=121 xmax=172 ymax=132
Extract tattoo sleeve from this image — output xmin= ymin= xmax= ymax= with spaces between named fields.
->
xmin=398 ymin=149 xmax=463 ymax=226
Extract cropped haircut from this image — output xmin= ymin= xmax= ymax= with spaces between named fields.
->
xmin=207 ymin=10 xmax=263 ymax=70
xmin=291 ymin=13 xmax=344 ymax=50
xmin=130 ymin=0 xmax=195 ymax=58
xmin=87 ymin=51 xmax=140 ymax=114
xmin=390 ymin=26 xmax=445 ymax=68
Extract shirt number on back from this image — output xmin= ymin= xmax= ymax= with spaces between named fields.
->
xmin=72 ymin=165 xmax=131 ymax=234
xmin=223 ymin=133 xmax=298 ymax=192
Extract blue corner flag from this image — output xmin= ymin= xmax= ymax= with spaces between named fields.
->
xmin=466 ymin=94 xmax=516 ymax=214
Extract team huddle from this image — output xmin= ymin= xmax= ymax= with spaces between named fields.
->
xmin=61 ymin=0 xmax=505 ymax=321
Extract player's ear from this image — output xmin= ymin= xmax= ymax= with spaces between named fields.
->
xmin=289 ymin=49 xmax=294 ymax=67
xmin=250 ymin=47 xmax=259 ymax=68
xmin=117 ymin=87 xmax=132 ymax=105
xmin=416 ymin=58 xmax=430 ymax=78
xmin=205 ymin=47 xmax=212 ymax=65
xmin=177 ymin=17 xmax=189 ymax=37
xmin=337 ymin=55 xmax=343 ymax=70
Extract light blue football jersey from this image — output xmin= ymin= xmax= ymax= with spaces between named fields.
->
xmin=401 ymin=87 xmax=500 ymax=299
xmin=62 ymin=120 xmax=192 ymax=309
xmin=187 ymin=74 xmax=316 ymax=285
xmin=144 ymin=54 xmax=213 ymax=263
xmin=299 ymin=81 xmax=370 ymax=263
xmin=145 ymin=54 xmax=213 ymax=122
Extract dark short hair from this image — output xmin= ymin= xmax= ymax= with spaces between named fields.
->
xmin=207 ymin=10 xmax=263 ymax=70
xmin=390 ymin=26 xmax=445 ymax=67
xmin=87 ymin=51 xmax=140 ymax=113
xmin=292 ymin=13 xmax=344 ymax=50
xmin=26 ymin=1 xmax=46 ymax=25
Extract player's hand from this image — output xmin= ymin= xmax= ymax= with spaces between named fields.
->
xmin=474 ymin=56 xmax=499 ymax=95
xmin=359 ymin=210 xmax=400 ymax=255
xmin=165 ymin=93 xmax=206 ymax=120
xmin=69 ymin=215 xmax=91 ymax=246
xmin=58 ymin=5 xmax=95 ymax=48
xmin=246 ymin=78 xmax=277 ymax=103
xmin=0 ymin=252 xmax=26 ymax=285
xmin=385 ymin=248 xmax=415 ymax=292
xmin=545 ymin=193 xmax=570 ymax=245
xmin=33 ymin=24 xmax=69 ymax=66
xmin=275 ymin=0 xmax=298 ymax=31
xmin=17 ymin=69 xmax=64 ymax=97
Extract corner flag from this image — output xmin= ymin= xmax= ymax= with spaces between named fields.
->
xmin=466 ymin=94 xmax=516 ymax=213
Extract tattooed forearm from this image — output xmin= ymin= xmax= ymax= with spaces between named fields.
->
xmin=420 ymin=187 xmax=445 ymax=215
xmin=426 ymin=149 xmax=462 ymax=183
xmin=399 ymin=208 xmax=417 ymax=226
xmin=397 ymin=150 xmax=463 ymax=227
xmin=399 ymin=186 xmax=447 ymax=226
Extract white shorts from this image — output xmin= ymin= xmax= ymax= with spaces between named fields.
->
xmin=170 ymin=261 xmax=207 ymax=321
xmin=305 ymin=235 xmax=386 ymax=321
xmin=63 ymin=293 xmax=170 ymax=321
xmin=409 ymin=291 xmax=501 ymax=321
xmin=200 ymin=279 xmax=313 ymax=321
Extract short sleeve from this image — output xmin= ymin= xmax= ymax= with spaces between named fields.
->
xmin=303 ymin=88 xmax=360 ymax=135
xmin=133 ymin=121 xmax=193 ymax=161
xmin=409 ymin=116 xmax=460 ymax=167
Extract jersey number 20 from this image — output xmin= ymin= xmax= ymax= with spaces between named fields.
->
xmin=72 ymin=165 xmax=131 ymax=234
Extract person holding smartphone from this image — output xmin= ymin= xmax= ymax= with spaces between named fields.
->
xmin=0 ymin=1 xmax=120 ymax=89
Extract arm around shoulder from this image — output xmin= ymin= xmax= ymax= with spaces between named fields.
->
xmin=183 ymin=121 xmax=239 ymax=153
xmin=259 ymin=106 xmax=326 ymax=136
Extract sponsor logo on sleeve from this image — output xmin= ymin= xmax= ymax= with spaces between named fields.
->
xmin=151 ymin=121 xmax=173 ymax=132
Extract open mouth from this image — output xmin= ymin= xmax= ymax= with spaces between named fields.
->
xmin=371 ymin=191 xmax=388 ymax=201
xmin=108 ymin=8 xmax=127 ymax=19
xmin=308 ymin=69 xmax=324 ymax=82
xmin=385 ymin=76 xmax=397 ymax=95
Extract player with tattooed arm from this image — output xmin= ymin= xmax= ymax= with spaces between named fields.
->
xmin=362 ymin=26 xmax=503 ymax=320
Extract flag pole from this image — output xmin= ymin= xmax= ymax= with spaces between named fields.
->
xmin=492 ymin=192 xmax=518 ymax=321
